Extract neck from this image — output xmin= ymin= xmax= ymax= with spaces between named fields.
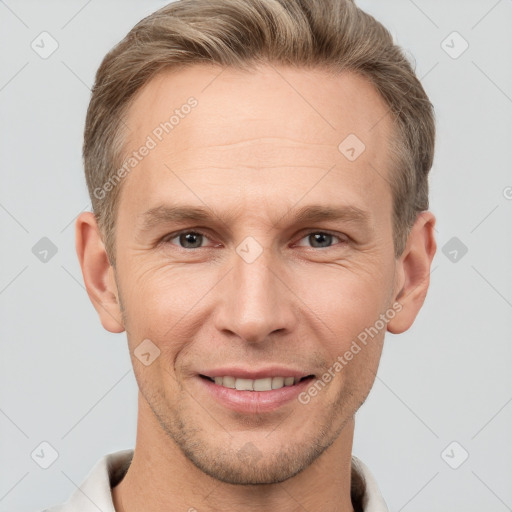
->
xmin=112 ymin=392 xmax=356 ymax=512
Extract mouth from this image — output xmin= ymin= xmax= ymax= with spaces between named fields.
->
xmin=196 ymin=371 xmax=316 ymax=413
xmin=199 ymin=374 xmax=315 ymax=391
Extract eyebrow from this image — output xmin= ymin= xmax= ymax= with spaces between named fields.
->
xmin=138 ymin=203 xmax=371 ymax=233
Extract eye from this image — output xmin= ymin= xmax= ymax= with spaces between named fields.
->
xmin=163 ymin=230 xmax=213 ymax=249
xmin=295 ymin=231 xmax=346 ymax=249
xmin=160 ymin=229 xmax=347 ymax=251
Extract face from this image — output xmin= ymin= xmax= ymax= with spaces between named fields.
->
xmin=108 ymin=64 xmax=401 ymax=484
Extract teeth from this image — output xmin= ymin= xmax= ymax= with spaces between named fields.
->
xmin=235 ymin=378 xmax=253 ymax=391
xmin=210 ymin=376 xmax=301 ymax=391
xmin=222 ymin=376 xmax=235 ymax=389
xmin=254 ymin=378 xmax=272 ymax=391
xmin=271 ymin=377 xmax=284 ymax=389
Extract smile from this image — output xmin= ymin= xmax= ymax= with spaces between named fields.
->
xmin=197 ymin=372 xmax=316 ymax=413
xmin=200 ymin=375 xmax=314 ymax=391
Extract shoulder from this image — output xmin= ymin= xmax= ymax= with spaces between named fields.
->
xmin=351 ymin=455 xmax=389 ymax=512
xmin=40 ymin=449 xmax=134 ymax=512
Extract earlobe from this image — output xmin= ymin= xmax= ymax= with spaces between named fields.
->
xmin=387 ymin=211 xmax=437 ymax=334
xmin=75 ymin=212 xmax=125 ymax=333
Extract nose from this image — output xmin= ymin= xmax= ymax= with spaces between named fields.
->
xmin=213 ymin=244 xmax=297 ymax=344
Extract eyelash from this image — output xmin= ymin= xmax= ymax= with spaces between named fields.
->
xmin=160 ymin=229 xmax=348 ymax=250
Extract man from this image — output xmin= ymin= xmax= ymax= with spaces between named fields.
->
xmin=45 ymin=0 xmax=436 ymax=510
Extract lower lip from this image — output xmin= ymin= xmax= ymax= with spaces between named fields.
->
xmin=198 ymin=376 xmax=314 ymax=414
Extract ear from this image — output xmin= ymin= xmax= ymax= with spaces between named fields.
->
xmin=75 ymin=212 xmax=125 ymax=333
xmin=387 ymin=211 xmax=437 ymax=334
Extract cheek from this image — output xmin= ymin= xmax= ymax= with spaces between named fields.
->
xmin=292 ymin=264 xmax=389 ymax=352
xmin=120 ymin=268 xmax=234 ymax=377
xmin=121 ymin=268 xmax=194 ymax=397
xmin=120 ymin=263 xmax=216 ymax=347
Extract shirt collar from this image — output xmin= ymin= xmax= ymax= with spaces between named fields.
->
xmin=48 ymin=449 xmax=388 ymax=512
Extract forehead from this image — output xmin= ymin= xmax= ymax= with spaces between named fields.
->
xmin=119 ymin=64 xmax=394 ymax=219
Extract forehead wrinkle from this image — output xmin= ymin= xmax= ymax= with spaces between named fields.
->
xmin=173 ymin=136 xmax=335 ymax=151
xmin=162 ymin=137 xmax=339 ymax=170
xmin=162 ymin=165 xmax=335 ymax=173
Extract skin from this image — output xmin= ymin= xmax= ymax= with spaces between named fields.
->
xmin=76 ymin=64 xmax=436 ymax=512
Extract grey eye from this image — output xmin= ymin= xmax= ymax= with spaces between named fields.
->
xmin=171 ymin=232 xmax=205 ymax=249
xmin=296 ymin=232 xmax=342 ymax=248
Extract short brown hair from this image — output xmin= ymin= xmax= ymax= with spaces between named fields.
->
xmin=83 ymin=0 xmax=435 ymax=266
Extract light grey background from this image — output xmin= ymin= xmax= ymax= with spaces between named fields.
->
xmin=1 ymin=1 xmax=511 ymax=511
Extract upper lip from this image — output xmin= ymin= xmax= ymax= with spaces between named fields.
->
xmin=199 ymin=366 xmax=314 ymax=380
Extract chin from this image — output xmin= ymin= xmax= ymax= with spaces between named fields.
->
xmin=163 ymin=414 xmax=341 ymax=485
xmin=182 ymin=441 xmax=327 ymax=485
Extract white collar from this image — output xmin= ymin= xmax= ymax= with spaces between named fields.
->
xmin=44 ymin=449 xmax=388 ymax=512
